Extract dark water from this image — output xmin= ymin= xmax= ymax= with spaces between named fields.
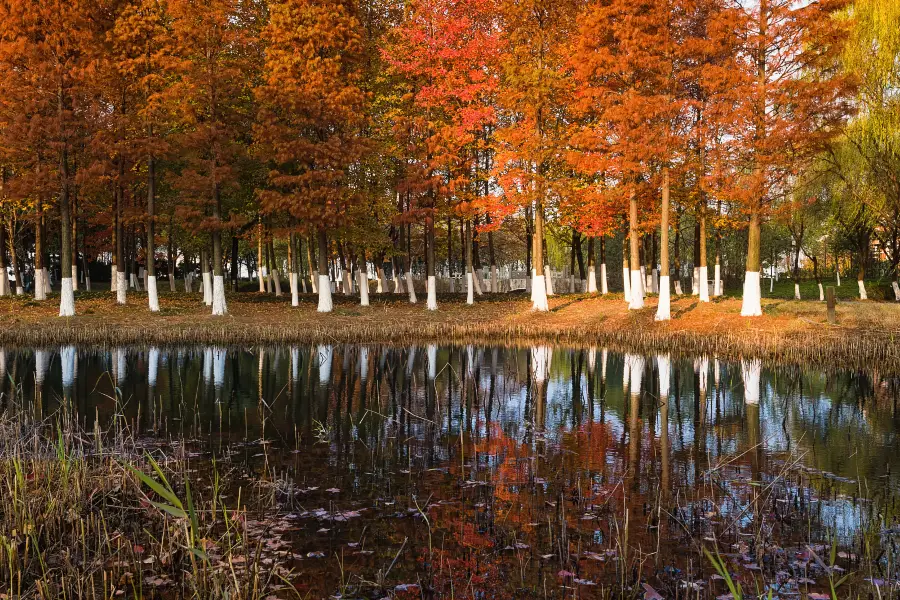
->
xmin=2 ymin=344 xmax=900 ymax=597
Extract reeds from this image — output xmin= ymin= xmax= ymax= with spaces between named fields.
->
xmin=0 ymin=403 xmax=298 ymax=599
xmin=1 ymin=317 xmax=898 ymax=372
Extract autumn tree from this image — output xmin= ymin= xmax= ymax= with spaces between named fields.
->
xmin=733 ymin=0 xmax=854 ymax=316
xmin=493 ymin=0 xmax=580 ymax=311
xmin=255 ymin=0 xmax=368 ymax=313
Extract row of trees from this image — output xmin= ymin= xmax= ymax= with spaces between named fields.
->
xmin=0 ymin=0 xmax=888 ymax=318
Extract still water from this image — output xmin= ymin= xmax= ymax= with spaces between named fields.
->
xmin=2 ymin=344 xmax=899 ymax=597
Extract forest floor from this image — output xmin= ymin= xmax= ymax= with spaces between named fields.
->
xmin=2 ymin=286 xmax=899 ymax=369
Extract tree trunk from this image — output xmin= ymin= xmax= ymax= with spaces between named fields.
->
xmin=673 ymin=207 xmax=682 ymax=295
xmin=0 ymin=215 xmax=7 ymax=297
xmin=288 ymin=230 xmax=299 ymax=306
xmin=532 ymin=200 xmax=548 ymax=311
xmin=35 ymin=197 xmax=46 ymax=301
xmin=465 ymin=219 xmax=474 ymax=305
xmin=699 ymin=204 xmax=709 ymax=302
xmin=628 ymin=192 xmax=643 ymax=309
xmin=740 ymin=206 xmax=763 ymax=316
xmin=115 ymin=164 xmax=126 ymax=303
xmin=586 ymin=237 xmax=597 ymax=293
xmin=599 ymin=237 xmax=608 ymax=294
xmin=622 ymin=235 xmax=631 ymax=303
xmin=168 ymin=214 xmax=176 ymax=292
xmin=146 ymin=153 xmax=159 ymax=312
xmin=317 ymin=230 xmax=333 ymax=312
xmin=426 ymin=214 xmax=437 ymax=309
xmin=257 ymin=219 xmax=266 ymax=292
xmin=656 ymin=167 xmax=671 ymax=321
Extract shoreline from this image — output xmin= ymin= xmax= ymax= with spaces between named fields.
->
xmin=1 ymin=291 xmax=899 ymax=370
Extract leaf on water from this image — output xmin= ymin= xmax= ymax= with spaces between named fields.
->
xmin=307 ymin=551 xmax=326 ymax=558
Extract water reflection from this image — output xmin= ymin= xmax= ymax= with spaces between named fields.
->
xmin=1 ymin=344 xmax=899 ymax=595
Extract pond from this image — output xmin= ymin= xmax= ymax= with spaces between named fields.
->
xmin=1 ymin=344 xmax=899 ymax=598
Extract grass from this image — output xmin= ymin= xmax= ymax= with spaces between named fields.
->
xmin=0 ymin=406 xmax=297 ymax=599
xmin=2 ymin=283 xmax=900 ymax=370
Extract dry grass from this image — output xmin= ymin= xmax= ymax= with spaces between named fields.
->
xmin=2 ymin=289 xmax=900 ymax=369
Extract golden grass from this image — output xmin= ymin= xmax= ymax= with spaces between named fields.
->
xmin=2 ymin=290 xmax=899 ymax=369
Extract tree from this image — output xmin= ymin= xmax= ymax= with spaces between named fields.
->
xmin=733 ymin=0 xmax=854 ymax=316
xmin=255 ymin=0 xmax=368 ymax=313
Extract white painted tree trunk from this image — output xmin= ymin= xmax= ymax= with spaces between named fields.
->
xmin=311 ymin=270 xmax=318 ymax=293
xmin=301 ymin=277 xmax=308 ymax=293
xmin=213 ymin=347 xmax=226 ymax=389
xmin=819 ymin=282 xmax=825 ymax=301
xmin=359 ymin=270 xmax=370 ymax=306
xmin=466 ymin=272 xmax=474 ymax=305
xmin=692 ymin=267 xmax=700 ymax=295
xmin=769 ymin=273 xmax=774 ymax=292
xmin=628 ymin=270 xmax=644 ymax=309
xmin=71 ymin=265 xmax=78 ymax=292
xmin=0 ymin=272 xmax=8 ymax=296
xmin=858 ymin=279 xmax=867 ymax=300
xmin=343 ymin=271 xmax=353 ymax=296
xmin=359 ymin=346 xmax=369 ymax=381
xmin=740 ymin=271 xmax=762 ymax=317
xmin=111 ymin=265 xmax=117 ymax=292
xmin=212 ymin=275 xmax=227 ymax=315
xmin=59 ymin=278 xmax=75 ymax=317
xmin=317 ymin=274 xmax=333 ymax=312
xmin=473 ymin=270 xmax=484 ymax=295
xmin=569 ymin=274 xmax=575 ymax=294
xmin=147 ymin=276 xmax=160 ymax=312
xmin=376 ymin=267 xmax=385 ymax=293
xmin=699 ymin=266 xmax=710 ymax=302
xmin=545 ymin=265 xmax=554 ymax=296
xmin=202 ymin=272 xmax=212 ymax=306
xmin=427 ymin=344 xmax=437 ymax=380
xmin=652 ymin=268 xmax=659 ymax=294
xmin=532 ymin=274 xmax=549 ymax=311
xmin=714 ymin=264 xmax=722 ymax=296
xmin=34 ymin=269 xmax=46 ymax=300
xmin=742 ymin=359 xmax=761 ymax=404
xmin=622 ymin=266 xmax=631 ymax=303
xmin=657 ymin=354 xmax=670 ymax=397
xmin=61 ymin=346 xmax=76 ymax=389
xmin=531 ymin=345 xmax=552 ymax=384
xmin=587 ymin=270 xmax=597 ymax=293
xmin=258 ymin=267 xmax=265 ymax=292
xmin=117 ymin=272 xmax=127 ymax=304
xmin=394 ymin=270 xmax=404 ymax=294
xmin=491 ymin=265 xmax=498 ymax=293
xmin=272 ymin=269 xmax=283 ymax=297
xmin=290 ymin=272 xmax=299 ymax=307
xmin=674 ymin=279 xmax=683 ymax=295
xmin=530 ymin=268 xmax=536 ymax=301
xmin=794 ymin=282 xmax=801 ymax=300
xmin=148 ymin=347 xmax=159 ymax=388
xmin=629 ymin=354 xmax=644 ymax=398
xmin=169 ymin=273 xmax=176 ymax=292
xmin=406 ymin=271 xmax=417 ymax=303
xmin=318 ymin=345 xmax=333 ymax=383
xmin=893 ymin=281 xmax=900 ymax=301
xmin=655 ymin=275 xmax=670 ymax=321
xmin=836 ymin=269 xmax=841 ymax=286
xmin=600 ymin=264 xmax=608 ymax=294
xmin=426 ymin=275 xmax=437 ymax=310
